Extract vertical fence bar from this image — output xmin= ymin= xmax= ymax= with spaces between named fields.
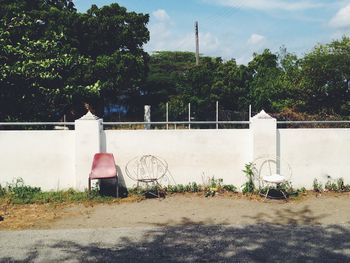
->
xmin=249 ymin=104 xmax=252 ymax=121
xmin=63 ymin=114 xmax=66 ymax=130
xmin=166 ymin=102 xmax=169 ymax=130
xmin=249 ymin=104 xmax=252 ymax=129
xmin=188 ymin=103 xmax=191 ymax=130
xmin=216 ymin=101 xmax=219 ymax=130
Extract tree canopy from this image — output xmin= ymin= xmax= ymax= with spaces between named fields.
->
xmin=141 ymin=37 xmax=350 ymax=121
xmin=0 ymin=0 xmax=149 ymax=121
xmin=1 ymin=1 xmax=350 ymax=122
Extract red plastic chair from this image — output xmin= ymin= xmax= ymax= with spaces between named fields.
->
xmin=89 ymin=153 xmax=118 ymax=197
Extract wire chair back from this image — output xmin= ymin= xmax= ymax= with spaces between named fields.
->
xmin=125 ymin=155 xmax=168 ymax=183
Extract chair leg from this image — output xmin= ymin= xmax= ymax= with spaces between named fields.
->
xmin=264 ymin=184 xmax=270 ymax=201
xmin=281 ymin=189 xmax=288 ymax=201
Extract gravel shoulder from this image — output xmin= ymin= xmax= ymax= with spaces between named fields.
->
xmin=1 ymin=192 xmax=350 ymax=231
xmin=1 ymin=193 xmax=350 ymax=262
xmin=49 ymin=193 xmax=350 ymax=229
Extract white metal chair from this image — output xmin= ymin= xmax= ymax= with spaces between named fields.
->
xmin=253 ymin=156 xmax=292 ymax=200
xmin=125 ymin=155 xmax=168 ymax=198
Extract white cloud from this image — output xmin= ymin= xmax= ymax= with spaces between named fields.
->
xmin=146 ymin=9 xmax=220 ymax=56
xmin=247 ymin=34 xmax=266 ymax=45
xmin=152 ymin=9 xmax=170 ymax=22
xmin=330 ymin=4 xmax=350 ymax=29
xmin=174 ymin=32 xmax=220 ymax=54
xmin=236 ymin=54 xmax=253 ymax=65
xmin=146 ymin=10 xmax=172 ymax=51
xmin=208 ymin=0 xmax=323 ymax=11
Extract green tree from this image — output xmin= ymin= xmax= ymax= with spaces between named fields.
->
xmin=212 ymin=59 xmax=250 ymax=112
xmin=0 ymin=14 xmax=97 ymax=121
xmin=301 ymin=37 xmax=350 ymax=114
xmin=0 ymin=1 xmax=150 ymax=121
xmin=247 ymin=49 xmax=302 ymax=113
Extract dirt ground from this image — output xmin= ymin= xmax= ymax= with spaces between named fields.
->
xmin=1 ymin=192 xmax=350 ymax=230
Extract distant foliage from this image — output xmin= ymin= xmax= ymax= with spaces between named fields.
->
xmin=144 ymin=39 xmax=350 ymax=122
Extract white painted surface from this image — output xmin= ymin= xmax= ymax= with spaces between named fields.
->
xmin=104 ymin=130 xmax=251 ymax=188
xmin=251 ymin=110 xmax=277 ymax=162
xmin=75 ymin=113 xmax=103 ymax=191
xmin=0 ymin=131 xmax=75 ymax=190
xmin=278 ymin=129 xmax=350 ymax=188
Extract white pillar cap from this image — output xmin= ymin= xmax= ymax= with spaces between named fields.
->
xmin=251 ymin=110 xmax=274 ymax=120
xmin=78 ymin=111 xmax=99 ymax=120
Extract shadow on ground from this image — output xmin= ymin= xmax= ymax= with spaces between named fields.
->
xmin=1 ymin=207 xmax=350 ymax=262
xmin=243 ymin=205 xmax=330 ymax=225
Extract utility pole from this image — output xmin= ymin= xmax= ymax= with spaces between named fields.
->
xmin=195 ymin=21 xmax=199 ymax=66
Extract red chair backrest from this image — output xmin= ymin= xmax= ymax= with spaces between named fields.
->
xmin=90 ymin=153 xmax=117 ymax=179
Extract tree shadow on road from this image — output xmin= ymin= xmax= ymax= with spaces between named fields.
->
xmin=243 ymin=205 xmax=330 ymax=225
xmin=2 ymin=207 xmax=350 ymax=262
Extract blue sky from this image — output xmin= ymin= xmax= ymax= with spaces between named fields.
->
xmin=74 ymin=0 xmax=350 ymax=64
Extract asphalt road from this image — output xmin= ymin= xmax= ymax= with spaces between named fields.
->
xmin=1 ymin=224 xmax=350 ymax=262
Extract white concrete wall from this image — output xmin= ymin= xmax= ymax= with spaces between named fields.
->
xmin=104 ymin=130 xmax=251 ymax=188
xmin=2 ymin=118 xmax=350 ymax=191
xmin=0 ymin=131 xmax=75 ymax=190
xmin=278 ymin=129 xmax=350 ymax=189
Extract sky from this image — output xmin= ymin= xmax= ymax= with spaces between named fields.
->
xmin=74 ymin=0 xmax=350 ymax=64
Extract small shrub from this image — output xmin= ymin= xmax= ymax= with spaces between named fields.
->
xmin=324 ymin=178 xmax=350 ymax=192
xmin=0 ymin=178 xmax=111 ymax=204
xmin=0 ymin=184 xmax=6 ymax=197
xmin=242 ymin=163 xmax=255 ymax=194
xmin=166 ymin=181 xmax=238 ymax=196
xmin=7 ymin=178 xmax=42 ymax=204
xmin=337 ymin=178 xmax=345 ymax=191
xmin=313 ymin=179 xmax=323 ymax=192
xmin=335 ymin=178 xmax=350 ymax=192
xmin=165 ymin=185 xmax=176 ymax=193
xmin=185 ymin=182 xmax=201 ymax=193
xmin=279 ymin=181 xmax=293 ymax=192
xmin=298 ymin=187 xmax=307 ymax=194
xmin=222 ymin=185 xmax=238 ymax=193
xmin=177 ymin=184 xmax=185 ymax=193
xmin=166 ymin=183 xmax=202 ymax=194
xmin=325 ymin=180 xmax=338 ymax=192
xmin=203 ymin=177 xmax=223 ymax=197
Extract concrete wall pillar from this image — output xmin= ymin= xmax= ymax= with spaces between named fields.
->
xmin=250 ymin=110 xmax=277 ymax=161
xmin=75 ymin=111 xmax=103 ymax=191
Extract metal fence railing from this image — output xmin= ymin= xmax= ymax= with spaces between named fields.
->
xmin=276 ymin=120 xmax=350 ymax=129
xmin=103 ymin=121 xmax=250 ymax=130
xmin=0 ymin=122 xmax=75 ymax=126
xmin=2 ymin=120 xmax=350 ymax=130
xmin=277 ymin=121 xmax=350 ymax=124
xmin=0 ymin=121 xmax=250 ymax=130
xmin=0 ymin=122 xmax=75 ymax=130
